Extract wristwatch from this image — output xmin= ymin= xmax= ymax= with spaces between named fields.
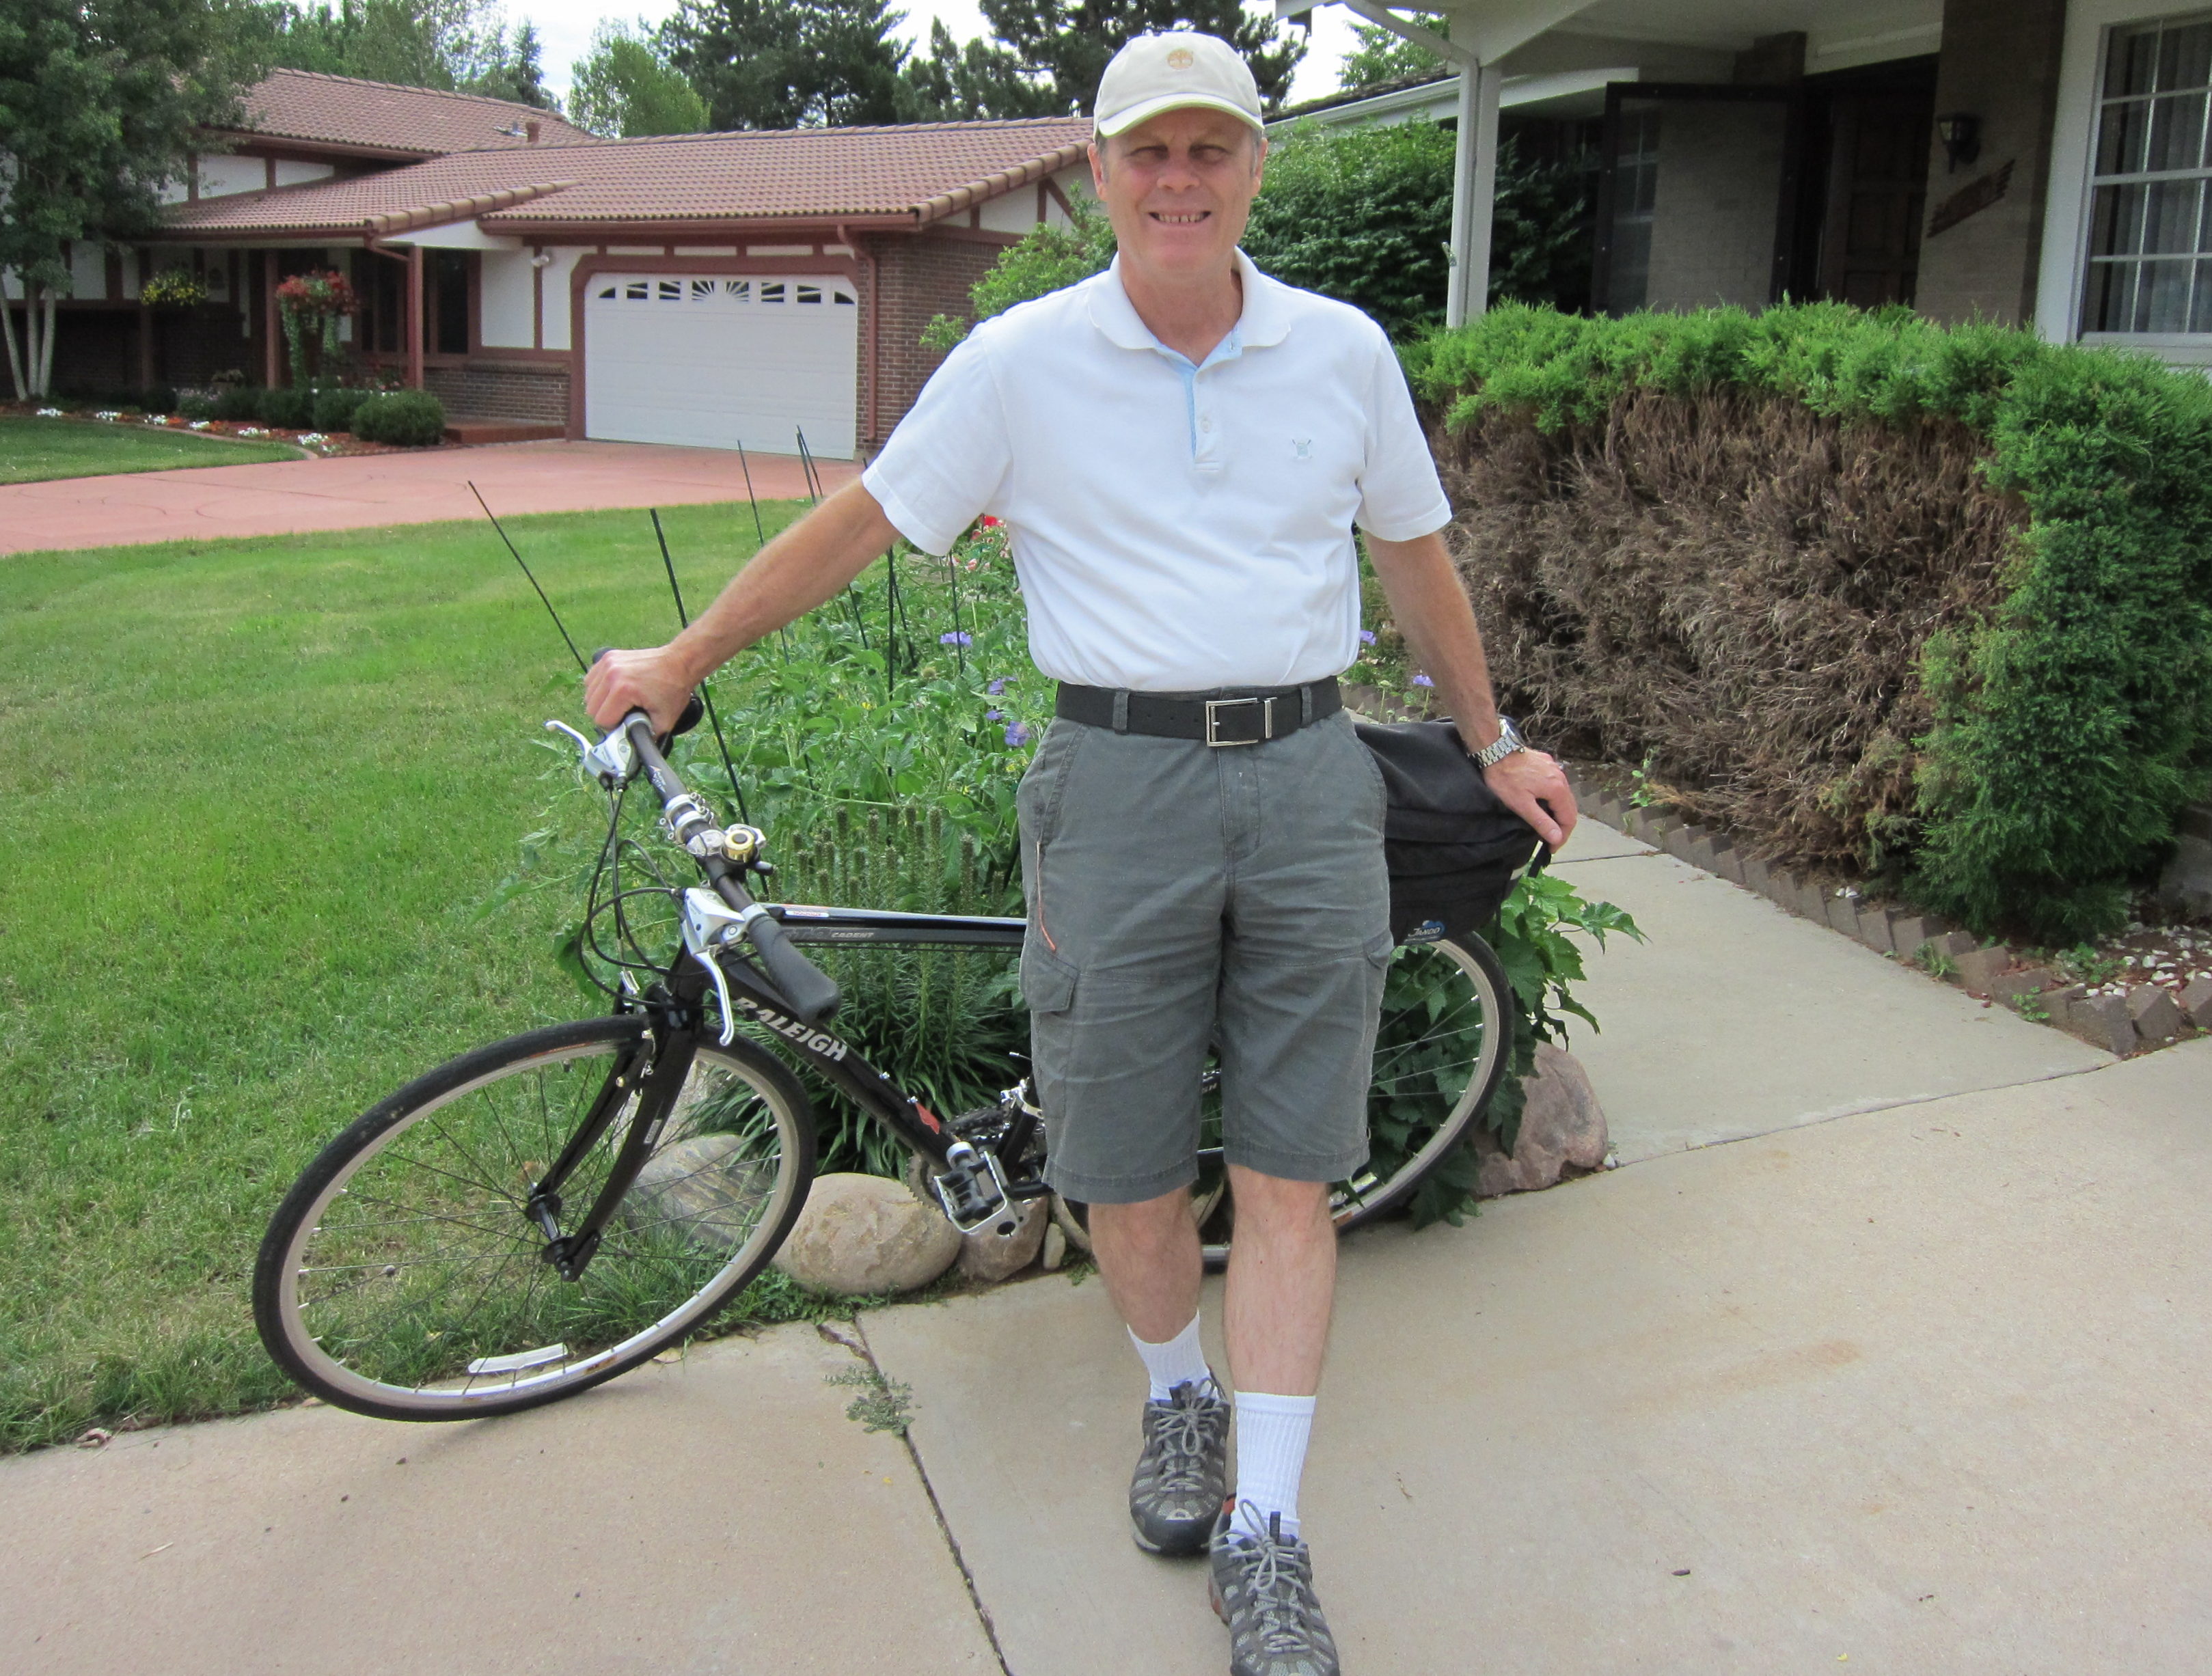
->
xmin=1470 ymin=715 xmax=1527 ymax=769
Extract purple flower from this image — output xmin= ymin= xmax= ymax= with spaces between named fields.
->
xmin=1358 ymin=629 xmax=1376 ymax=645
xmin=1411 ymin=673 xmax=1434 ymax=688
xmin=1005 ymin=721 xmax=1031 ymax=747
xmin=940 ymin=631 xmax=972 ymax=647
xmin=986 ymin=676 xmax=1007 ymax=695
xmin=985 ymin=709 xmax=1004 ymax=721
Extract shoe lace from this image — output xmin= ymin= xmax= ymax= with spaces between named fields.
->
xmin=1147 ymin=1381 xmax=1224 ymax=1492
xmin=1226 ymin=1502 xmax=1324 ymax=1656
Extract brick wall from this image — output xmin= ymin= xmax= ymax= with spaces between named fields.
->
xmin=864 ymin=233 xmax=1007 ymax=449
xmin=1914 ymin=0 xmax=2068 ymax=326
xmin=423 ymin=359 xmax=569 ymax=423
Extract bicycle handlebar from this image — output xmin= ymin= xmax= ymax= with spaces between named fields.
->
xmin=594 ymin=702 xmax=841 ymax=1026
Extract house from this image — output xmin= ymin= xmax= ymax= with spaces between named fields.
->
xmin=35 ymin=69 xmax=1092 ymax=457
xmin=1289 ymin=0 xmax=2197 ymax=374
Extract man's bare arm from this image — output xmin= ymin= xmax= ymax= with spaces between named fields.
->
xmin=1364 ymin=528 xmax=1577 ymax=849
xmin=584 ymin=478 xmax=901 ymax=733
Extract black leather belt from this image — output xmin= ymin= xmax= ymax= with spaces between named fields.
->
xmin=1054 ymin=678 xmax=1341 ymax=746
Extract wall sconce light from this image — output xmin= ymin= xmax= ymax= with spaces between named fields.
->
xmin=1937 ymin=111 xmax=1982 ymax=173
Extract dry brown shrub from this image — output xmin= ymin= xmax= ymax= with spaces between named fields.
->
xmin=1436 ymin=386 xmax=2025 ymax=870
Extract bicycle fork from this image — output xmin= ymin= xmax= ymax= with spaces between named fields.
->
xmin=525 ymin=1016 xmax=700 ymax=1282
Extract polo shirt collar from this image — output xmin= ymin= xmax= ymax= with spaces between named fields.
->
xmin=1087 ymin=249 xmax=1293 ymax=353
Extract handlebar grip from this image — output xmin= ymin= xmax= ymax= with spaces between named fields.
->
xmin=744 ymin=912 xmax=842 ymax=1025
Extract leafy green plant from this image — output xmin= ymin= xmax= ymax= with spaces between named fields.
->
xmin=923 ymin=199 xmax=1116 ymax=351
xmin=2055 ymin=942 xmax=2121 ymax=986
xmin=212 ymin=385 xmax=260 ymax=422
xmin=257 ymin=385 xmax=315 ymax=430
xmin=825 ymin=1362 xmax=916 ymax=1434
xmin=1479 ymin=871 xmax=1643 ymax=1165
xmin=1917 ymin=943 xmax=1959 ymax=981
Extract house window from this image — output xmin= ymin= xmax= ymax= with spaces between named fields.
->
xmin=2081 ymin=13 xmax=2212 ymax=332
xmin=432 ymin=250 xmax=469 ymax=354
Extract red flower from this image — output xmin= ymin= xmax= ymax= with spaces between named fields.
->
xmin=978 ymin=515 xmax=1000 ymax=527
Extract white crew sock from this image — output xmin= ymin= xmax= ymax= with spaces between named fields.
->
xmin=1232 ymin=1391 xmax=1317 ymax=1541
xmin=1130 ymin=1313 xmax=1213 ymax=1403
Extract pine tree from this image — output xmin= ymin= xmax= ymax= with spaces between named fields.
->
xmin=659 ymin=0 xmax=915 ymax=130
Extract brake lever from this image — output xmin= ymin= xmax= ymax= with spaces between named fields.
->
xmin=544 ymin=718 xmax=636 ymax=786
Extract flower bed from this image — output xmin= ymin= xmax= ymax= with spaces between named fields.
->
xmin=1 ymin=400 xmax=435 ymax=458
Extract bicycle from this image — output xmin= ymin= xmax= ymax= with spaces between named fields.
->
xmin=253 ymin=702 xmax=1518 ymax=1423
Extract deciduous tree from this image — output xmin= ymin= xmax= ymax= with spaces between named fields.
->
xmin=571 ymin=22 xmax=711 ymax=137
xmin=0 ymin=0 xmax=258 ymax=398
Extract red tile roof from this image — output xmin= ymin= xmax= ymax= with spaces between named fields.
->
xmin=215 ymin=68 xmax=599 ymax=159
xmin=161 ymin=119 xmax=1094 ymax=238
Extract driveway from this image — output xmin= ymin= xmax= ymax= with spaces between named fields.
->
xmin=0 ymin=440 xmax=861 ymax=557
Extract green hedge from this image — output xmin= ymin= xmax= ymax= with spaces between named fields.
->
xmin=257 ymin=385 xmax=316 ymax=429
xmin=350 ymin=389 xmax=446 ymax=447
xmin=1406 ymin=303 xmax=2212 ymax=941
xmin=311 ymin=385 xmax=370 ymax=432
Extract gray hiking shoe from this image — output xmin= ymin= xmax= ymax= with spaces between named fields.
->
xmin=1129 ymin=1377 xmax=1230 ymax=1556
xmin=1208 ymin=1503 xmax=1340 ymax=1676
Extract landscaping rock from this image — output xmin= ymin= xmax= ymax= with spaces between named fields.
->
xmin=2182 ymin=976 xmax=2212 ymax=1030
xmin=2037 ymin=983 xmax=2087 ymax=1021
xmin=772 ymin=1173 xmax=961 ymax=1297
xmin=1683 ymin=830 xmax=1734 ymax=875
xmin=626 ymin=1134 xmax=780 ymax=1253
xmin=1040 ymin=1222 xmax=1068 ymax=1272
xmin=2127 ymin=984 xmax=2183 ymax=1045
xmin=1826 ymin=894 xmax=1864 ymax=937
xmin=2066 ymin=993 xmax=2137 ymax=1056
xmin=1475 ymin=1045 xmax=1607 ymax=1197
xmin=956 ymin=1196 xmax=1049 ymax=1282
xmin=1991 ymin=966 xmax=2056 ymax=1010
xmin=1922 ymin=929 xmax=1978 ymax=963
xmin=1953 ymin=945 xmax=2012 ymax=997
xmin=1889 ymin=913 xmax=1948 ymax=955
xmin=1709 ymin=845 xmax=1747 ymax=887
xmin=1855 ymin=905 xmax=1896 ymax=953
xmin=1792 ymin=877 xmax=1831 ymax=922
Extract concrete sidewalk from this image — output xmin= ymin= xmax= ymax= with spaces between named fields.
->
xmin=0 ymin=439 xmax=860 ymax=556
xmin=6 ymin=820 xmax=2206 ymax=1674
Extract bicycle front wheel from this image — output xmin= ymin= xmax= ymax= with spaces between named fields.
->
xmin=254 ymin=1017 xmax=816 ymax=1421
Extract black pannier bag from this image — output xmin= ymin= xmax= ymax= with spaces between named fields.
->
xmin=1354 ymin=718 xmax=1549 ymax=946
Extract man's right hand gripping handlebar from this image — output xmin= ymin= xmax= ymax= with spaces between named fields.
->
xmin=584 ymin=649 xmax=841 ymax=1026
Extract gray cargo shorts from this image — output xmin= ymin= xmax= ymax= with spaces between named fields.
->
xmin=1015 ymin=706 xmax=1393 ymax=1204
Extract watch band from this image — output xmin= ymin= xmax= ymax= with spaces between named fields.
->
xmin=1471 ymin=715 xmax=1527 ymax=769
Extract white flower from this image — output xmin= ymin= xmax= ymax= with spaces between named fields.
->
xmin=35 ymin=407 xmax=62 ymax=417
xmin=94 ymin=410 xmax=122 ymax=422
xmin=297 ymin=432 xmax=327 ymax=445
xmin=189 ymin=420 xmax=211 ymax=430
xmin=237 ymin=426 xmax=267 ymax=437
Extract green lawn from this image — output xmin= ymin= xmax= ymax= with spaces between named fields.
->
xmin=0 ymin=415 xmax=303 ymax=484
xmin=0 ymin=500 xmax=810 ymax=1451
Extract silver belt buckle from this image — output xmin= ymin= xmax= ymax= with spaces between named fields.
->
xmin=1204 ymin=695 xmax=1274 ymax=746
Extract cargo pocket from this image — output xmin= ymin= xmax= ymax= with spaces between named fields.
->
xmin=1363 ymin=929 xmax=1396 ymax=970
xmin=1020 ymin=939 xmax=1078 ymax=1017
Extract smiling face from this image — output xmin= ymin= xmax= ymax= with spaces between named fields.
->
xmin=1089 ymin=105 xmax=1266 ymax=286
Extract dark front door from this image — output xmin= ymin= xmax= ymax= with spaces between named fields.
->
xmin=1815 ymin=94 xmax=1933 ymax=305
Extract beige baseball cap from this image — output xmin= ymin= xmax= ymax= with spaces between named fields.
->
xmin=1093 ymin=32 xmax=1264 ymax=139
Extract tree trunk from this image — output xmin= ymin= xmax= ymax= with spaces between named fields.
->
xmin=1 ymin=284 xmax=27 ymax=402
xmin=36 ymin=290 xmax=59 ymax=399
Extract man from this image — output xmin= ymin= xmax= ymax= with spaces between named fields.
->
xmin=587 ymin=31 xmax=1575 ymax=1674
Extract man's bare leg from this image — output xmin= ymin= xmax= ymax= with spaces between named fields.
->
xmin=1220 ymin=1167 xmax=1335 ymax=1397
xmin=1091 ymin=1190 xmax=1205 ymax=1343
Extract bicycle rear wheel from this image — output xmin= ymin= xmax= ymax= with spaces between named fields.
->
xmin=1174 ymin=933 xmax=1511 ymax=1259
xmin=254 ymin=1017 xmax=815 ymax=1421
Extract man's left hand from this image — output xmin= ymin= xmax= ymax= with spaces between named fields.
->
xmin=1485 ymin=748 xmax=1576 ymax=850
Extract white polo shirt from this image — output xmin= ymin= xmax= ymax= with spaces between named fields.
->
xmin=860 ymin=251 xmax=1452 ymax=692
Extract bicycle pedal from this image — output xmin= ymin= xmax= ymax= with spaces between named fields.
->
xmin=929 ymin=1142 xmax=1017 ymax=1237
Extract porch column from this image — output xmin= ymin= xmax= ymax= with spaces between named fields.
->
xmin=405 ymin=245 xmax=424 ymax=390
xmin=137 ymin=303 xmax=154 ymax=391
xmin=1445 ymin=62 xmax=1502 ymax=327
xmin=262 ymin=250 xmax=280 ymax=387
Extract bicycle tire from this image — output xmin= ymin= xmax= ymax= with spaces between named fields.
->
xmin=254 ymin=1016 xmax=816 ymax=1422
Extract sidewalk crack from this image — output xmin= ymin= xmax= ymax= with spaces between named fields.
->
xmin=831 ymin=1319 xmax=1015 ymax=1676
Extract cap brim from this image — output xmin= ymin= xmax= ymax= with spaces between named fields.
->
xmin=1094 ymin=93 xmax=1266 ymax=139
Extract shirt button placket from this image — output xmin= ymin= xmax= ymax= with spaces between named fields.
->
xmin=1194 ymin=394 xmax=1222 ymax=476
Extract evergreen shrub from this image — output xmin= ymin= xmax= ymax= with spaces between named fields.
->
xmin=213 ymin=385 xmax=261 ymax=422
xmin=258 ymin=386 xmax=316 ymax=429
xmin=177 ymin=393 xmax=217 ymax=420
xmin=1405 ymin=302 xmax=2212 ymax=941
xmin=311 ymin=385 xmax=368 ymax=432
xmin=350 ymin=389 xmax=446 ymax=446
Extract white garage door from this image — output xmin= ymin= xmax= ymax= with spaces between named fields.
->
xmin=584 ymin=273 xmax=859 ymax=458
